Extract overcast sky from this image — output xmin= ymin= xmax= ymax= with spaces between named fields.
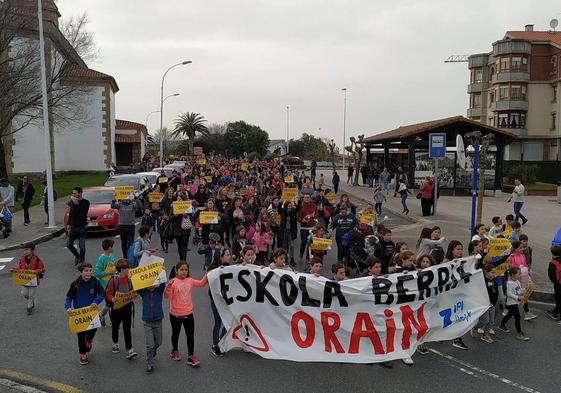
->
xmin=59 ymin=0 xmax=561 ymax=148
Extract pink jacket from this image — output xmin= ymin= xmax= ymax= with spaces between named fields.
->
xmin=252 ymin=231 xmax=272 ymax=252
xmin=508 ymin=252 xmax=527 ymax=268
xmin=164 ymin=275 xmax=208 ymax=316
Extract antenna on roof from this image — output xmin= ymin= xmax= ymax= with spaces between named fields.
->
xmin=550 ymin=18 xmax=558 ymax=31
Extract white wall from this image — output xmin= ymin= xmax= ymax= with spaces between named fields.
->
xmin=110 ymin=90 xmax=116 ymax=166
xmin=526 ymin=83 xmax=552 ymax=136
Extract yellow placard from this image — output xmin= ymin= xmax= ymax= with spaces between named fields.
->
xmin=114 ymin=186 xmax=134 ymax=201
xmin=68 ymin=305 xmax=101 ymax=334
xmin=282 ymin=188 xmax=299 ymax=202
xmin=197 ymin=158 xmax=206 ymax=165
xmin=284 ymin=176 xmax=294 ymax=184
xmin=325 ymin=192 xmax=336 ymax=203
xmin=495 ymin=262 xmax=509 ymax=276
xmin=148 ymin=192 xmax=163 ymax=203
xmin=488 ymin=238 xmax=511 ymax=257
xmin=11 ymin=269 xmax=37 ymax=286
xmin=502 ymin=224 xmax=513 ymax=239
xmin=102 ymin=263 xmax=115 ymax=281
xmin=130 ymin=261 xmax=165 ymax=291
xmin=200 ymin=211 xmax=219 ymax=224
xmin=519 ymin=282 xmax=534 ymax=307
xmin=360 ymin=213 xmax=376 ymax=226
xmin=113 ymin=290 xmax=137 ymax=310
xmin=240 ymin=162 xmax=249 ymax=172
xmin=204 ymin=176 xmax=213 ymax=184
xmin=172 ymin=200 xmax=193 ymax=215
xmin=311 ymin=237 xmax=332 ymax=251
xmin=157 ymin=176 xmax=168 ymax=184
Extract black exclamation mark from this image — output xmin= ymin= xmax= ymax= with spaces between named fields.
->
xmin=244 ymin=325 xmax=250 ymax=341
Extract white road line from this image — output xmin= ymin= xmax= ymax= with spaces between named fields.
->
xmin=0 ymin=257 xmax=14 ymax=263
xmin=0 ymin=265 xmax=6 ymax=271
xmin=429 ymin=348 xmax=541 ymax=393
xmin=0 ymin=378 xmax=48 ymax=393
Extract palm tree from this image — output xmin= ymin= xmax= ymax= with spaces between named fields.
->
xmin=172 ymin=112 xmax=209 ymax=154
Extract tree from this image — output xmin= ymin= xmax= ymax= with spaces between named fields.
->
xmin=347 ymin=135 xmax=365 ymax=186
xmin=288 ymin=133 xmax=330 ymax=161
xmin=0 ymin=4 xmax=99 ymax=177
xmin=224 ymin=121 xmax=269 ymax=157
xmin=147 ymin=127 xmax=175 ymax=144
xmin=464 ymin=131 xmax=494 ymax=227
xmin=190 ymin=122 xmax=228 ymax=156
xmin=171 ymin=112 xmax=208 ymax=154
xmin=327 ymin=139 xmax=337 ymax=172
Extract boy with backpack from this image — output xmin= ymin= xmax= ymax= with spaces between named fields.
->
xmin=547 ymin=244 xmax=561 ymax=323
xmin=12 ymin=242 xmax=45 ymax=314
xmin=94 ymin=239 xmax=116 ymax=326
xmin=64 ymin=262 xmax=104 ymax=365
xmin=105 ymin=258 xmax=138 ymax=359
xmin=139 ymin=283 xmax=165 ymax=373
xmin=128 ymin=225 xmax=157 ymax=268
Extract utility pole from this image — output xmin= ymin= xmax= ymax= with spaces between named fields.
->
xmin=341 ymin=88 xmax=347 ymax=170
xmin=465 ymin=131 xmax=494 ymax=230
xmin=286 ymin=105 xmax=290 ymax=155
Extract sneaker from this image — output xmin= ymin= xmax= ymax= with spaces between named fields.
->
xmin=477 ymin=328 xmax=484 ymax=334
xmin=26 ymin=306 xmax=33 ymax=315
xmin=555 ymin=316 xmax=561 ymax=325
xmin=145 ymin=361 xmax=155 ymax=373
xmin=469 ymin=328 xmax=477 ymax=337
xmin=211 ymin=345 xmax=224 ymax=357
xmin=402 ymin=356 xmax=414 ymax=365
xmin=452 ymin=339 xmax=468 ymax=350
xmin=489 ymin=328 xmax=495 ymax=335
xmin=547 ymin=311 xmax=559 ymax=321
xmin=79 ymin=354 xmax=89 ymax=365
xmin=502 ymin=309 xmax=508 ymax=317
xmin=171 ymin=351 xmax=182 ymax=361
xmin=481 ymin=335 xmax=494 ymax=344
xmin=187 ymin=355 xmax=201 ymax=367
xmin=516 ymin=333 xmax=530 ymax=341
xmin=112 ymin=343 xmax=120 ymax=353
xmin=524 ymin=312 xmax=537 ymax=321
xmin=126 ymin=349 xmax=138 ymax=359
xmin=497 ymin=325 xmax=510 ymax=333
xmin=417 ymin=345 xmax=430 ymax=356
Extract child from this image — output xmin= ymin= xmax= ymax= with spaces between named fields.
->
xmin=488 ymin=216 xmax=503 ymax=238
xmin=139 ymin=283 xmax=165 ymax=373
xmin=508 ymin=221 xmax=522 ymax=243
xmin=498 ymin=266 xmax=530 ymax=341
xmin=64 ymin=263 xmax=104 ymax=365
xmin=394 ymin=250 xmax=416 ymax=273
xmin=164 ymin=261 xmax=208 ymax=366
xmin=141 ymin=208 xmax=157 ymax=231
xmin=471 ymin=224 xmax=487 ymax=241
xmin=416 ymin=254 xmax=435 ymax=270
xmin=547 ymin=244 xmax=561 ymax=322
xmin=365 ymin=257 xmax=382 ymax=278
xmin=207 ymin=247 xmax=231 ymax=357
xmin=232 ymin=225 xmax=248 ymax=262
xmin=252 ymin=223 xmax=273 ymax=265
xmin=318 ymin=173 xmax=325 ymax=189
xmin=375 ymin=228 xmax=395 ymax=274
xmin=508 ymin=241 xmax=537 ymax=321
xmin=331 ymin=262 xmax=347 ymax=281
xmin=309 ymin=257 xmax=323 ymax=277
xmin=503 ymin=214 xmax=515 ymax=239
xmin=239 ymin=245 xmax=255 ymax=265
xmin=13 ymin=243 xmax=45 ymax=314
xmin=269 ymin=248 xmax=292 ymax=271
xmin=308 ymin=224 xmax=330 ymax=261
xmin=519 ymin=234 xmax=533 ymax=268
xmin=105 ymin=258 xmax=138 ymax=359
xmin=372 ymin=187 xmax=386 ymax=215
xmin=473 ymin=264 xmax=498 ymax=343
xmin=94 ymin=239 xmax=116 ymax=326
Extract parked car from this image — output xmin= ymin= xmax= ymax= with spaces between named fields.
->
xmin=64 ymin=186 xmax=119 ymax=233
xmin=152 ymin=167 xmax=174 ymax=178
xmin=137 ymin=171 xmax=160 ymax=186
xmin=104 ymin=174 xmax=150 ymax=215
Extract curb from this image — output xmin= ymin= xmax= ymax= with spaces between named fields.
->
xmin=0 ymin=227 xmax=65 ymax=252
xmin=530 ymin=290 xmax=554 ymax=305
xmin=0 ymin=370 xmax=84 ymax=393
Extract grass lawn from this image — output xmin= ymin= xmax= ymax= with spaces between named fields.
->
xmin=528 ymin=182 xmax=557 ymax=190
xmin=13 ymin=173 xmax=107 ymax=212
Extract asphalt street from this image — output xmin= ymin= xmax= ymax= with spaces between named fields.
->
xmin=0 ymin=213 xmax=559 ymax=393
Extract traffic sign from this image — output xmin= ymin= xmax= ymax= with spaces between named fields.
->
xmin=429 ymin=133 xmax=446 ymax=158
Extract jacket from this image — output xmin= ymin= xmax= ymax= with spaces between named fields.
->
xmin=331 ymin=213 xmax=358 ymax=239
xmin=64 ymin=276 xmax=104 ymax=309
xmin=420 ymin=181 xmax=433 ymax=199
xmin=18 ymin=254 xmax=45 ymax=286
xmin=252 ymin=231 xmax=272 ymax=252
xmin=278 ymin=207 xmax=298 ymax=244
xmin=16 ymin=182 xmax=35 ymax=203
xmin=485 ymin=276 xmax=499 ymax=305
xmin=67 ymin=198 xmax=90 ymax=227
xmin=139 ymin=284 xmax=165 ymax=321
xmin=111 ymin=199 xmax=141 ymax=226
xmin=297 ymin=202 xmax=317 ymax=229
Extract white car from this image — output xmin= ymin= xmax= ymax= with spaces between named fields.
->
xmin=137 ymin=171 xmax=160 ymax=186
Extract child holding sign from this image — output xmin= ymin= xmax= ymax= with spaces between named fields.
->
xmin=165 ymin=261 xmax=208 ymax=367
xmin=64 ymin=263 xmax=104 ymax=365
xmin=139 ymin=283 xmax=165 ymax=373
xmin=498 ymin=267 xmax=530 ymax=341
xmin=12 ymin=243 xmax=44 ymax=315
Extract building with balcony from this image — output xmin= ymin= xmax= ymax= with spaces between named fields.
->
xmin=467 ymin=24 xmax=561 ymax=161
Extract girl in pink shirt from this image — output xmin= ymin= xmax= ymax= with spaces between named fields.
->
xmin=164 ymin=261 xmax=208 ymax=366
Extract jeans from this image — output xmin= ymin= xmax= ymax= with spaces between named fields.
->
xmin=513 ymin=202 xmax=527 ymax=223
xmin=210 ymin=295 xmax=226 ymax=346
xmin=335 ymin=236 xmax=349 ymax=262
xmin=475 ymin=305 xmax=495 ymax=333
xmin=170 ymin=314 xmax=195 ymax=356
xmin=77 ymin=329 xmax=97 ymax=354
xmin=119 ymin=224 xmax=136 ymax=258
xmin=374 ymin=202 xmax=382 ymax=215
xmin=21 ymin=286 xmax=37 ymax=308
xmin=382 ymin=181 xmax=389 ymax=195
xmin=22 ymin=200 xmax=31 ymax=223
xmin=401 ymin=194 xmax=409 ymax=213
xmin=67 ymin=226 xmax=87 ymax=261
xmin=110 ymin=304 xmax=133 ymax=350
xmin=144 ymin=320 xmax=162 ymax=362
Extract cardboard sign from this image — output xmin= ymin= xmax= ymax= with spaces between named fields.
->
xmin=130 ymin=261 xmax=165 ymax=291
xmin=284 ymin=176 xmax=294 ymax=184
xmin=172 ymin=200 xmax=193 ymax=215
xmin=68 ymin=306 xmax=102 ymax=334
xmin=103 ymin=263 xmax=115 ymax=281
xmin=325 ymin=192 xmax=336 ymax=204
xmin=502 ymin=224 xmax=513 ymax=239
xmin=311 ymin=237 xmax=332 ymax=251
xmin=495 ymin=262 xmax=509 ymax=276
xmin=193 ymin=146 xmax=203 ymax=156
xmin=282 ymin=188 xmax=299 ymax=203
xmin=360 ymin=213 xmax=376 ymax=226
xmin=205 ymin=176 xmax=213 ymax=184
xmin=113 ymin=290 xmax=137 ymax=310
xmin=519 ymin=282 xmax=534 ymax=307
xmin=240 ymin=162 xmax=249 ymax=172
xmin=11 ymin=269 xmax=37 ymax=286
xmin=197 ymin=158 xmax=207 ymax=165
xmin=200 ymin=211 xmax=219 ymax=224
xmin=488 ymin=238 xmax=511 ymax=257
xmin=157 ymin=177 xmax=168 ymax=184
xmin=148 ymin=192 xmax=163 ymax=203
xmin=114 ymin=186 xmax=134 ymax=201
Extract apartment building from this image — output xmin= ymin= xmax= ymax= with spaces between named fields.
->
xmin=467 ymin=24 xmax=561 ymax=161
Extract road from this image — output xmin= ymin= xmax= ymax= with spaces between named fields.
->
xmin=0 ymin=215 xmax=559 ymax=393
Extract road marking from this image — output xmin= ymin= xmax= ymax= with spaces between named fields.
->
xmin=429 ymin=348 xmax=541 ymax=393
xmin=0 ymin=257 xmax=14 ymax=263
xmin=0 ymin=370 xmax=84 ymax=393
xmin=0 ymin=378 xmax=48 ymax=393
xmin=0 ymin=265 xmax=6 ymax=271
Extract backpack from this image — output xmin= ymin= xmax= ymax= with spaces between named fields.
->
xmin=110 ymin=273 xmax=133 ymax=298
xmin=552 ymin=259 xmax=561 ymax=284
xmin=26 ymin=255 xmax=45 ymax=279
xmin=430 ymin=246 xmax=445 ymax=264
xmin=127 ymin=238 xmax=143 ymax=268
xmin=72 ymin=276 xmax=100 ymax=301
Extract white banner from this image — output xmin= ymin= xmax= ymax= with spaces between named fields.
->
xmin=208 ymin=257 xmax=489 ymax=363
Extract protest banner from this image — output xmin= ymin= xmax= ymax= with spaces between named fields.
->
xmin=200 ymin=211 xmax=219 ymax=224
xmin=113 ymin=291 xmax=137 ymax=310
xmin=240 ymin=162 xmax=249 ymax=172
xmin=325 ymin=192 xmax=336 ymax=204
xmin=284 ymin=176 xmax=294 ymax=184
xmin=130 ymin=261 xmax=165 ymax=291
xmin=172 ymin=200 xmax=193 ymax=215
xmin=488 ymin=238 xmax=512 ymax=276
xmin=359 ymin=213 xmax=375 ymax=226
xmin=148 ymin=192 xmax=163 ymax=203
xmin=311 ymin=237 xmax=332 ymax=251
xmin=282 ymin=188 xmax=298 ymax=203
xmin=11 ymin=269 xmax=37 ymax=286
xmin=68 ymin=306 xmax=102 ymax=334
xmin=208 ymin=257 xmax=488 ymax=363
xmin=193 ymin=146 xmax=203 ymax=155
xmin=114 ymin=186 xmax=134 ymax=201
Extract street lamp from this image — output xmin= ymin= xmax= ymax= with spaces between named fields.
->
xmin=286 ymin=105 xmax=290 ymax=155
xmin=341 ymin=88 xmax=347 ymax=170
xmin=160 ymin=61 xmax=191 ymax=165
xmin=145 ymin=110 xmax=160 ymax=132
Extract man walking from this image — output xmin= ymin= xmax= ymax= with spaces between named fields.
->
xmin=66 ymin=187 xmax=90 ymax=264
xmin=112 ymin=194 xmax=142 ymax=257
xmin=16 ymin=176 xmax=35 ymax=225
xmin=508 ymin=179 xmax=528 ymax=225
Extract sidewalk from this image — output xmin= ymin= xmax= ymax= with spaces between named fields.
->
xmin=0 ymin=199 xmax=68 ymax=252
xmin=319 ymin=169 xmax=560 ymax=295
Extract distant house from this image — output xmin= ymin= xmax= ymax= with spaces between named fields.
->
xmin=267 ymin=139 xmax=288 ymax=156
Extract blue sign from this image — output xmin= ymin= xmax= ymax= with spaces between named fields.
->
xmin=429 ymin=133 xmax=446 ymax=158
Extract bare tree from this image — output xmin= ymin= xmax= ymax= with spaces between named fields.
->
xmin=347 ymin=135 xmax=365 ymax=186
xmin=0 ymin=3 xmax=99 ymax=177
xmin=465 ymin=131 xmax=494 ymax=226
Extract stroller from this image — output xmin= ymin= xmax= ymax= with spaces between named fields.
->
xmin=346 ymin=229 xmax=369 ymax=276
xmin=0 ymin=204 xmax=12 ymax=238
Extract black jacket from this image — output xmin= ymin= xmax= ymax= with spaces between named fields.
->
xmin=485 ymin=276 xmax=499 ymax=305
xmin=16 ymin=182 xmax=35 ymax=203
xmin=67 ymin=198 xmax=90 ymax=227
xmin=278 ymin=207 xmax=298 ymax=246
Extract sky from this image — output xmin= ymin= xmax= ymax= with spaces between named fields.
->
xmin=58 ymin=0 xmax=561 ymax=149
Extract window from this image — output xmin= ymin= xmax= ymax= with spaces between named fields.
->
xmin=510 ymin=113 xmax=526 ymax=128
xmin=510 ymin=85 xmax=526 ymax=100
xmin=499 ymin=86 xmax=509 ymax=100
xmin=553 ymin=85 xmax=557 ymax=103
xmin=552 ymin=113 xmax=557 ymax=130
xmin=522 ymin=143 xmax=543 ymax=161
xmin=473 ymin=94 xmax=481 ymax=107
xmin=500 ymin=57 xmax=510 ymax=72
xmin=474 ymin=69 xmax=483 ymax=83
xmin=489 ymin=91 xmax=495 ymax=105
xmin=498 ymin=113 xmax=508 ymax=128
xmin=512 ymin=57 xmax=522 ymax=71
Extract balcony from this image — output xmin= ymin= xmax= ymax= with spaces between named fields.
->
xmin=492 ymin=40 xmax=531 ymax=56
xmin=468 ymin=54 xmax=489 ymax=68
xmin=467 ymin=82 xmax=489 ymax=93
xmin=467 ymin=107 xmax=483 ymax=117
xmin=491 ymin=71 xmax=529 ymax=84
xmin=490 ymin=100 xmax=529 ymax=111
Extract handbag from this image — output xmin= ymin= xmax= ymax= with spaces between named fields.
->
xmin=181 ymin=217 xmax=192 ymax=230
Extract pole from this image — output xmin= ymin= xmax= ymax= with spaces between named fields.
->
xmin=37 ymin=0 xmax=55 ymax=228
xmin=433 ymin=157 xmax=439 ymax=215
xmin=342 ymin=88 xmax=347 ymax=170
xmin=470 ymin=139 xmax=480 ymax=233
xmin=286 ymin=105 xmax=289 ymax=155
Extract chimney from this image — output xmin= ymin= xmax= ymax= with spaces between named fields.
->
xmin=525 ymin=24 xmax=534 ymax=32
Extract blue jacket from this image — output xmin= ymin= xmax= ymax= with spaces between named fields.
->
xmin=64 ymin=276 xmax=104 ymax=309
xmin=139 ymin=284 xmax=165 ymax=322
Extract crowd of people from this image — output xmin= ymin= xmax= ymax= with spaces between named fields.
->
xmin=8 ymin=154 xmax=561 ymax=374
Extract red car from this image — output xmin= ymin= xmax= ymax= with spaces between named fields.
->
xmin=64 ymin=186 xmax=119 ymax=233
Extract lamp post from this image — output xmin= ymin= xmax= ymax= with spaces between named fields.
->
xmin=159 ymin=61 xmax=191 ymax=166
xmin=145 ymin=110 xmax=160 ymax=131
xmin=286 ymin=105 xmax=290 ymax=155
xmin=341 ymin=88 xmax=347 ymax=170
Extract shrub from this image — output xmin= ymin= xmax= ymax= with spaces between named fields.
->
xmin=504 ymin=164 xmax=537 ymax=184
xmin=246 ymin=151 xmax=262 ymax=161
